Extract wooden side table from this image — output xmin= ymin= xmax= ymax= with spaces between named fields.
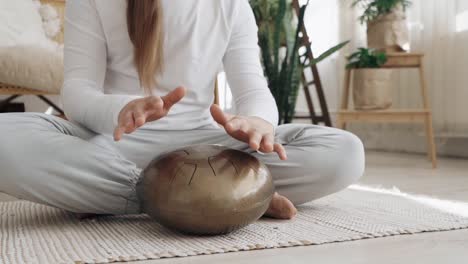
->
xmin=336 ymin=53 xmax=438 ymax=168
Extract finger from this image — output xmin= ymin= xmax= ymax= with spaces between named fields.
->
xmin=113 ymin=126 xmax=125 ymax=141
xmin=132 ymin=109 xmax=146 ymax=128
xmin=146 ymin=96 xmax=164 ymax=112
xmin=239 ymin=120 xmax=250 ymax=134
xmin=123 ymin=119 xmax=136 ymax=134
xmin=144 ymin=96 xmax=166 ymax=122
xmin=274 ymin=143 xmax=288 ymax=160
xmin=121 ymin=112 xmax=136 ymax=134
xmin=249 ymin=131 xmax=262 ymax=151
xmin=161 ymin=86 xmax=186 ymax=111
xmin=260 ymin=134 xmax=275 ymax=153
xmin=114 ymin=111 xmax=134 ymax=141
xmin=225 ymin=118 xmax=243 ymax=133
xmin=210 ymin=104 xmax=229 ymax=126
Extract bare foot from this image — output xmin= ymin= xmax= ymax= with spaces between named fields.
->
xmin=264 ymin=193 xmax=297 ymax=219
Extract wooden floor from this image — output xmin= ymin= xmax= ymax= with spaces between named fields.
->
xmin=1 ymin=151 xmax=467 ymax=263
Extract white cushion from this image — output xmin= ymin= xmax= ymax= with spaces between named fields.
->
xmin=0 ymin=0 xmax=49 ymax=47
xmin=39 ymin=3 xmax=61 ymax=39
xmin=0 ymin=45 xmax=63 ymax=93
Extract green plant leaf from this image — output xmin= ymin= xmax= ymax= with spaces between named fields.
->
xmin=346 ymin=47 xmax=388 ymax=69
xmin=304 ymin=40 xmax=350 ymax=67
xmin=249 ymin=0 xmax=347 ymax=124
xmin=352 ymin=0 xmax=412 ymax=24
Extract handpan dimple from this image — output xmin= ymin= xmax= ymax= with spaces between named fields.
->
xmin=137 ymin=145 xmax=275 ymax=235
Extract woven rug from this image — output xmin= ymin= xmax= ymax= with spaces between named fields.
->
xmin=1 ymin=185 xmax=468 ymax=264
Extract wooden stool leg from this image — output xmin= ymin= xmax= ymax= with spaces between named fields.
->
xmin=337 ymin=70 xmax=352 ymax=130
xmin=425 ymin=113 xmax=438 ymax=168
xmin=418 ymin=62 xmax=437 ymax=168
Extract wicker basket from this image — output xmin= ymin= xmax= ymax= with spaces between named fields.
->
xmin=366 ymin=5 xmax=409 ymax=53
xmin=352 ymin=69 xmax=394 ymax=110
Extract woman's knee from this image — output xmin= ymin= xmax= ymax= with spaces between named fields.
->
xmin=331 ymin=130 xmax=365 ymax=186
xmin=0 ymin=113 xmax=62 ymax=188
xmin=297 ymin=126 xmax=365 ymax=191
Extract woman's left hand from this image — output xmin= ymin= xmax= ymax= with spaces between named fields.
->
xmin=210 ymin=104 xmax=287 ymax=160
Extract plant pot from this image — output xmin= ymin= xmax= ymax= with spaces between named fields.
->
xmin=353 ymin=68 xmax=393 ymax=110
xmin=367 ymin=5 xmax=409 ymax=52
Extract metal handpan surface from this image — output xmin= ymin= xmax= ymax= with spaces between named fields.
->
xmin=137 ymin=145 xmax=274 ymax=235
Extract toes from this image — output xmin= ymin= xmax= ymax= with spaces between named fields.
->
xmin=265 ymin=193 xmax=297 ymax=219
xmin=278 ymin=197 xmax=297 ymax=219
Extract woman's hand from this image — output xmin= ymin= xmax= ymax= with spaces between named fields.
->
xmin=114 ymin=87 xmax=186 ymax=141
xmin=210 ymin=104 xmax=287 ymax=160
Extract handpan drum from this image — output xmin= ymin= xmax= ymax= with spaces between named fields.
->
xmin=137 ymin=145 xmax=275 ymax=235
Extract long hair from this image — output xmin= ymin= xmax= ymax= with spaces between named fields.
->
xmin=127 ymin=0 xmax=164 ymax=94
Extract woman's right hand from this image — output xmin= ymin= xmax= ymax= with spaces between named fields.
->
xmin=113 ymin=86 xmax=186 ymax=141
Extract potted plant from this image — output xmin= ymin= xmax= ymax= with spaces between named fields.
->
xmin=250 ymin=0 xmax=349 ymax=124
xmin=352 ymin=0 xmax=411 ymax=52
xmin=346 ymin=48 xmax=393 ymax=110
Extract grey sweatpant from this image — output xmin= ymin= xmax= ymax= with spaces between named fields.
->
xmin=0 ymin=113 xmax=365 ymax=214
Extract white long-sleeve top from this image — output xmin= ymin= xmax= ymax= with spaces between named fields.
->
xmin=62 ymin=0 xmax=279 ymax=135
